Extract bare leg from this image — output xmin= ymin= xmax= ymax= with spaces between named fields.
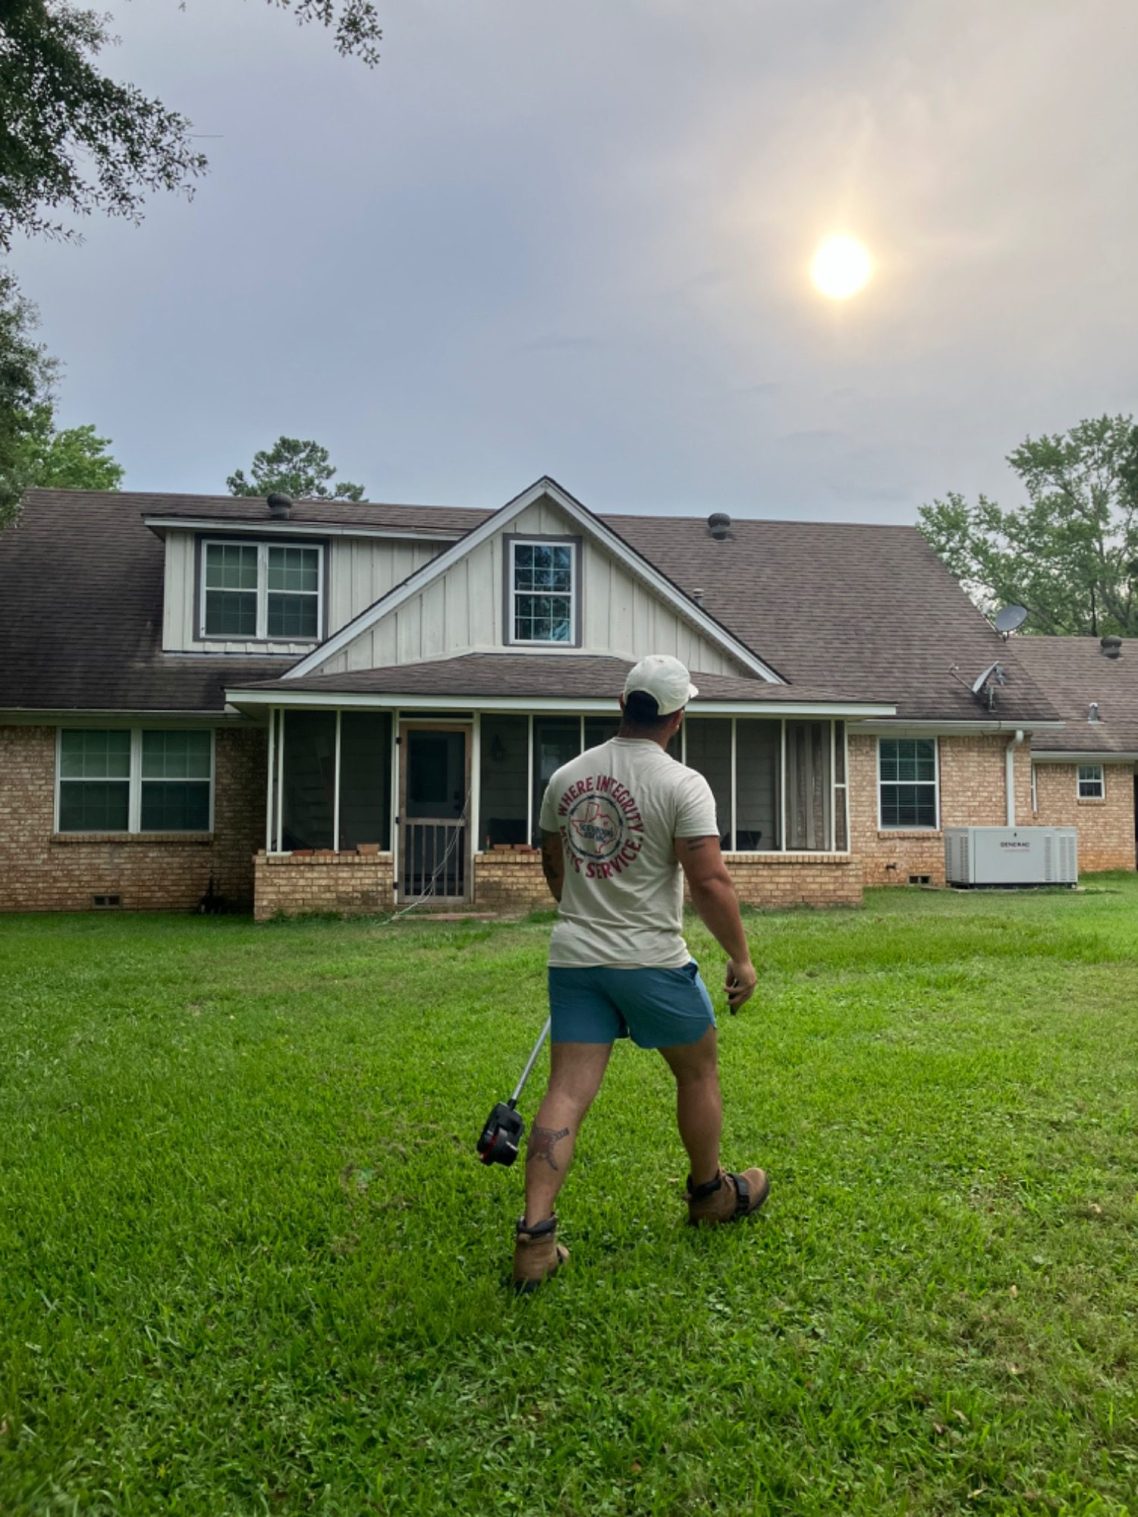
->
xmin=523 ymin=1041 xmax=612 ymax=1227
xmin=659 ymin=1026 xmax=722 ymax=1187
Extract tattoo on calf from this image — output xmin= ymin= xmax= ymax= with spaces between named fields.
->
xmin=526 ymin=1124 xmax=570 ymax=1171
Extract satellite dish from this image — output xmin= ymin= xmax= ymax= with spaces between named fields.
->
xmin=994 ymin=604 xmax=1028 ymax=636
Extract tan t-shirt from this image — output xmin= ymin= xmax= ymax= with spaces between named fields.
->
xmin=538 ymin=737 xmax=718 ymax=969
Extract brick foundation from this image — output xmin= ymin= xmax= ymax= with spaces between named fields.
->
xmin=0 ymin=724 xmax=265 ymax=912
xmin=1031 ymin=762 xmax=1136 ymax=871
xmin=254 ymin=851 xmax=396 ymax=920
xmin=848 ymin=733 xmax=1035 ymax=887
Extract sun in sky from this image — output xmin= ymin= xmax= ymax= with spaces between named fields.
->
xmin=810 ymin=233 xmax=873 ymax=300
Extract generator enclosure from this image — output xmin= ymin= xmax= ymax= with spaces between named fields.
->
xmin=944 ymin=827 xmax=1078 ymax=887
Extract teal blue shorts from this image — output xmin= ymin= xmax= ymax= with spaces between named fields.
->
xmin=547 ymin=962 xmax=716 ymax=1049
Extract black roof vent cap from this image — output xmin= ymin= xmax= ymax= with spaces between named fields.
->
xmin=267 ymin=493 xmax=292 ymax=520
xmin=1100 ymin=635 xmax=1122 ymax=660
xmin=707 ymin=512 xmax=732 ymax=540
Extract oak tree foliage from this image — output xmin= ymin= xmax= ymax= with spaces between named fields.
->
xmin=0 ymin=0 xmax=382 ymax=249
xmin=919 ymin=416 xmax=1138 ymax=637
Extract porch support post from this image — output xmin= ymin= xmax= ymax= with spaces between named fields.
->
xmin=526 ymin=714 xmax=534 ymax=846
xmin=471 ymin=713 xmax=482 ymax=853
xmin=829 ymin=719 xmax=836 ymax=852
xmin=265 ymin=707 xmax=276 ymax=852
xmin=779 ymin=718 xmax=787 ymax=852
xmin=730 ymin=717 xmax=737 ymax=852
xmin=276 ymin=708 xmax=285 ymax=853
xmin=333 ymin=709 xmax=342 ymax=851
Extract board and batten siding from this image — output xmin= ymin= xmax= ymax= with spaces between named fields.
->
xmin=162 ymin=532 xmax=443 ymax=654
xmin=319 ymin=497 xmax=746 ymax=676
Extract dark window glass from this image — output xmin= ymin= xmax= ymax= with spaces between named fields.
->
xmin=879 ymin=739 xmax=937 ymax=828
xmin=204 ymin=544 xmax=258 ymax=637
xmin=141 ymin=783 xmax=210 ymax=831
xmin=59 ymin=780 xmax=129 ymax=831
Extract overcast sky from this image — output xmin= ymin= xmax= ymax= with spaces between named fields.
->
xmin=11 ymin=0 xmax=1138 ymax=522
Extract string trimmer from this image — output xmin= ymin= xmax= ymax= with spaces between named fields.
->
xmin=476 ymin=1018 xmax=550 ymax=1166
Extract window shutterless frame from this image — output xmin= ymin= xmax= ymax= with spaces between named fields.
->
xmin=503 ymin=535 xmax=581 ymax=647
xmin=197 ymin=537 xmax=325 ymax=644
xmin=1077 ymin=764 xmax=1105 ymax=799
xmin=55 ymin=727 xmax=216 ymax=834
xmin=876 ymin=736 xmax=940 ymax=830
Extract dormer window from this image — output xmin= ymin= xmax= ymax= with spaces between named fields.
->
xmin=201 ymin=540 xmax=323 ymax=642
xmin=506 ymin=537 xmax=579 ymax=646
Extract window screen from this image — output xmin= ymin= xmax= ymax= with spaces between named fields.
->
xmin=58 ymin=730 xmax=130 ymax=831
xmin=879 ymin=738 xmax=937 ymax=828
xmin=140 ymin=731 xmax=211 ymax=831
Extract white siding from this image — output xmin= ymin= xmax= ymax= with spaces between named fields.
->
xmin=319 ymin=496 xmax=746 ymax=676
xmin=162 ymin=531 xmax=442 ymax=654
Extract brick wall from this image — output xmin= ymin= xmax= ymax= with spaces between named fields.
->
xmin=1031 ymin=762 xmax=1136 ymax=872
xmin=473 ymin=849 xmax=862 ymax=913
xmin=475 ymin=849 xmax=549 ymax=911
xmin=0 ymin=723 xmax=265 ymax=912
xmin=254 ymin=851 xmax=395 ymax=920
xmin=848 ymin=733 xmax=1034 ymax=887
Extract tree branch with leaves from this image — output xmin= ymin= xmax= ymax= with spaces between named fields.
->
xmin=919 ymin=416 xmax=1138 ymax=637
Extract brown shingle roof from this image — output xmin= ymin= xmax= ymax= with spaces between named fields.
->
xmin=231 ymin=654 xmax=880 ymax=707
xmin=0 ymin=487 xmax=1062 ymax=723
xmin=1012 ymin=638 xmax=1138 ymax=754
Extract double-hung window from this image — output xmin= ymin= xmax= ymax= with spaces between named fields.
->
xmin=879 ymin=737 xmax=938 ymax=828
xmin=507 ymin=539 xmax=577 ymax=645
xmin=58 ymin=730 xmax=213 ymax=833
xmin=1077 ymin=764 xmax=1105 ymax=799
xmin=202 ymin=541 xmax=322 ymax=641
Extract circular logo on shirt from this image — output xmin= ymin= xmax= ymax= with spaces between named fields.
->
xmin=565 ymin=794 xmax=625 ymax=862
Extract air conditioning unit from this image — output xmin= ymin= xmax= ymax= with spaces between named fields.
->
xmin=944 ymin=827 xmax=1078 ymax=887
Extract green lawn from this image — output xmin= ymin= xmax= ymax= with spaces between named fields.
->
xmin=2 ymin=882 xmax=1137 ymax=1517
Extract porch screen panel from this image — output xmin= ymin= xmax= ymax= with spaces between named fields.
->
xmin=338 ymin=713 xmax=391 ymax=851
xmin=584 ymin=718 xmax=620 ymax=749
xmin=480 ymin=715 xmax=528 ymax=847
xmin=683 ymin=719 xmax=731 ymax=847
xmin=531 ymin=718 xmax=582 ymax=843
xmin=281 ymin=711 xmax=336 ymax=850
xmin=736 ymin=721 xmax=780 ymax=851
xmin=785 ymin=721 xmax=832 ymax=850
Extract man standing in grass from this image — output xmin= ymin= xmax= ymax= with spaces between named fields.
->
xmin=513 ymin=654 xmax=768 ymax=1291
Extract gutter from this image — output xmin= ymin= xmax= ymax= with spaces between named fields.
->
xmin=1006 ymin=729 xmax=1025 ymax=825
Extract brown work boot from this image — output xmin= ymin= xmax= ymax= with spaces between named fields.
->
xmin=687 ymin=1167 xmax=769 ymax=1226
xmin=512 ymin=1215 xmax=569 ymax=1293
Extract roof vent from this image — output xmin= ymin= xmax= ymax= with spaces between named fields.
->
xmin=267 ymin=493 xmax=292 ymax=521
xmin=1100 ymin=635 xmax=1122 ymax=660
xmin=691 ymin=587 xmax=705 ymax=605
xmin=707 ymin=512 xmax=732 ymax=540
xmin=1089 ymin=702 xmax=1101 ymax=723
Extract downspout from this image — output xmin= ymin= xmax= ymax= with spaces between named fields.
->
xmin=1006 ymin=729 xmax=1025 ymax=825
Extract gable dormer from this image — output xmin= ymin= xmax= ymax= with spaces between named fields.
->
xmin=143 ymin=496 xmax=464 ymax=656
xmin=287 ymin=478 xmax=782 ymax=682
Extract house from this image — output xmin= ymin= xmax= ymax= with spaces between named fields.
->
xmin=4 ymin=474 xmax=1123 ymax=921
xmin=1013 ymin=636 xmax=1138 ymax=871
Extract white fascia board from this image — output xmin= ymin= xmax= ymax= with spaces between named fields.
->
xmin=283 ymin=477 xmax=784 ymax=684
xmin=225 ymin=688 xmax=895 ymax=717
xmin=143 ymin=515 xmax=461 ymax=545
xmin=1032 ymin=750 xmax=1138 ymax=763
xmin=3 ymin=708 xmax=248 ymax=726
xmin=849 ymin=718 xmax=1068 ymax=736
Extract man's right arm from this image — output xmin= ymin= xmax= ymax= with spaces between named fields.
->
xmin=674 ymin=835 xmax=756 ymax=1011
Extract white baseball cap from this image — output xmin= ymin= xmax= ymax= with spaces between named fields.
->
xmin=622 ymin=655 xmax=699 ymax=716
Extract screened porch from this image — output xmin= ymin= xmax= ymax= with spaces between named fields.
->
xmin=261 ymin=708 xmax=850 ymax=905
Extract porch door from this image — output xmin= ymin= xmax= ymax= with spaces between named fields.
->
xmin=399 ymin=724 xmax=471 ymax=901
